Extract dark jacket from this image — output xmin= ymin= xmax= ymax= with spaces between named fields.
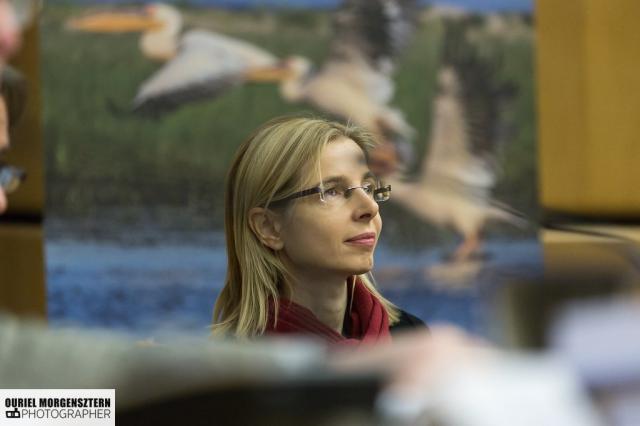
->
xmin=389 ymin=310 xmax=427 ymax=335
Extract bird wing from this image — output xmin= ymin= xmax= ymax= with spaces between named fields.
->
xmin=132 ymin=30 xmax=277 ymax=115
xmin=325 ymin=0 xmax=418 ymax=105
xmin=330 ymin=0 xmax=418 ymax=76
xmin=421 ymin=21 xmax=516 ymax=194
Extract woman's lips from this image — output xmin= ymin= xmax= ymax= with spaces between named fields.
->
xmin=345 ymin=233 xmax=376 ymax=247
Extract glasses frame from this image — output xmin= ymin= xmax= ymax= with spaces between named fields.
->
xmin=270 ymin=181 xmax=391 ymax=207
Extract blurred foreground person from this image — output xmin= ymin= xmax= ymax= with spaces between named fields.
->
xmin=212 ymin=116 xmax=423 ymax=341
xmin=1 ymin=317 xmax=603 ymax=425
xmin=0 ymin=0 xmax=20 ymax=64
xmin=0 ymin=66 xmax=26 ymax=212
xmin=0 ymin=0 xmax=25 ymax=212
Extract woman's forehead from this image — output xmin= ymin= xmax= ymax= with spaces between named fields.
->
xmin=319 ymin=138 xmax=368 ymax=174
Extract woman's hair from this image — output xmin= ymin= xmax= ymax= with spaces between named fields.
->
xmin=212 ymin=115 xmax=399 ymax=338
xmin=1 ymin=66 xmax=27 ymax=130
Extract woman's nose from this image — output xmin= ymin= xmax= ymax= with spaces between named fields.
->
xmin=351 ymin=188 xmax=379 ymax=220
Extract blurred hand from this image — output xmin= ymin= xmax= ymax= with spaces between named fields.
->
xmin=329 ymin=325 xmax=494 ymax=397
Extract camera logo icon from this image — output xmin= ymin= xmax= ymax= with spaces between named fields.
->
xmin=6 ymin=408 xmax=21 ymax=419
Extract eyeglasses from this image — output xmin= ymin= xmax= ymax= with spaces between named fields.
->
xmin=0 ymin=163 xmax=25 ymax=193
xmin=271 ymin=177 xmax=391 ymax=208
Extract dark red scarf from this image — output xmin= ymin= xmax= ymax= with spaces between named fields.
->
xmin=266 ymin=278 xmax=390 ymax=346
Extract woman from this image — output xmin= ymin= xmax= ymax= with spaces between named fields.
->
xmin=212 ymin=116 xmax=424 ymax=344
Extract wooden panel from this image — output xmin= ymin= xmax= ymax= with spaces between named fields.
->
xmin=0 ymin=223 xmax=46 ymax=318
xmin=537 ymin=0 xmax=640 ymax=216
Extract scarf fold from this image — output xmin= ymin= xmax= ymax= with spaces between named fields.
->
xmin=266 ymin=277 xmax=390 ymax=346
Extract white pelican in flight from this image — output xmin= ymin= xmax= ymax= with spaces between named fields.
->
xmin=385 ymin=21 xmax=527 ymax=261
xmin=273 ymin=0 xmax=419 ymax=166
xmin=67 ymin=4 xmax=278 ymax=115
xmin=66 ymin=1 xmax=418 ymax=162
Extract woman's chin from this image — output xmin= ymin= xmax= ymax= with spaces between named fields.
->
xmin=350 ymin=261 xmax=374 ymax=276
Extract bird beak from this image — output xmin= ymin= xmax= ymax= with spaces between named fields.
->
xmin=65 ymin=10 xmax=162 ymax=33
xmin=244 ymin=64 xmax=294 ymax=82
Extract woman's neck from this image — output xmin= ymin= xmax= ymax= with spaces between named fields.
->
xmin=288 ymin=273 xmax=349 ymax=334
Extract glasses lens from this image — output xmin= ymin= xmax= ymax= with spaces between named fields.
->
xmin=320 ymin=181 xmax=390 ymax=207
xmin=319 ymin=183 xmax=344 ymax=205
xmin=373 ymin=185 xmax=391 ymax=203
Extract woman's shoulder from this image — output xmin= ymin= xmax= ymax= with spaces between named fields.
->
xmin=390 ymin=309 xmax=427 ymax=334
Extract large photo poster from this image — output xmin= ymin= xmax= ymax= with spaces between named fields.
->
xmin=42 ymin=0 xmax=536 ymax=336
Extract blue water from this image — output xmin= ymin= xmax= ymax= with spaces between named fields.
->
xmin=46 ymin=235 xmax=542 ymax=338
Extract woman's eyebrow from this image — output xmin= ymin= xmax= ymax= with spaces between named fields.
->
xmin=318 ymin=171 xmax=375 ymax=187
xmin=318 ymin=176 xmax=345 ymax=187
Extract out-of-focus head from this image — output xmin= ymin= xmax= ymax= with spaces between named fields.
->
xmin=0 ymin=67 xmax=27 ymax=213
xmin=0 ymin=0 xmax=30 ymax=213
xmin=0 ymin=0 xmax=21 ymax=64
xmin=213 ymin=116 xmax=396 ymax=336
xmin=0 ymin=0 xmax=40 ymax=65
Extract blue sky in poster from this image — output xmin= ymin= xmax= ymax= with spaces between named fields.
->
xmin=65 ymin=0 xmax=533 ymax=13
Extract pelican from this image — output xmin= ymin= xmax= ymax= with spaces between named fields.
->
xmin=66 ymin=4 xmax=279 ymax=115
xmin=66 ymin=1 xmax=418 ymax=157
xmin=384 ymin=21 xmax=527 ymax=262
xmin=273 ymin=0 xmax=419 ymax=164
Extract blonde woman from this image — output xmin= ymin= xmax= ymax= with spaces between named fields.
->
xmin=212 ymin=116 xmax=424 ymax=344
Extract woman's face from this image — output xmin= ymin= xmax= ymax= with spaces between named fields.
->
xmin=277 ymin=137 xmax=382 ymax=278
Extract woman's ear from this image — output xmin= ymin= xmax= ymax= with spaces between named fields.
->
xmin=248 ymin=207 xmax=284 ymax=250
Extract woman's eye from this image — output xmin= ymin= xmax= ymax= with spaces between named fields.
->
xmin=324 ymin=187 xmax=340 ymax=197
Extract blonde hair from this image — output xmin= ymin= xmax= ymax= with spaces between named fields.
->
xmin=211 ymin=115 xmax=399 ymax=338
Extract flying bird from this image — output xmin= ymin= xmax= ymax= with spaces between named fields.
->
xmin=65 ymin=1 xmax=418 ymax=161
xmin=275 ymin=0 xmax=419 ymax=165
xmin=66 ymin=4 xmax=279 ymax=115
xmin=383 ymin=21 xmax=527 ymax=262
